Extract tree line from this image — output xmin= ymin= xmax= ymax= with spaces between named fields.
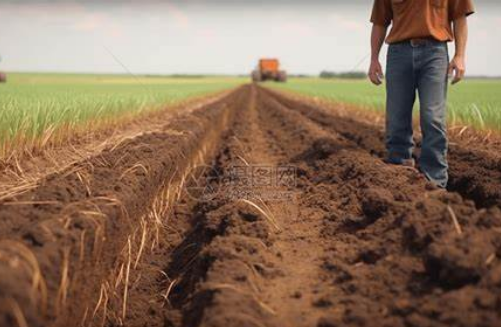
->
xmin=319 ymin=71 xmax=366 ymax=79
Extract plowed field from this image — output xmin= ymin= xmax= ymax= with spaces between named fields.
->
xmin=1 ymin=85 xmax=500 ymax=327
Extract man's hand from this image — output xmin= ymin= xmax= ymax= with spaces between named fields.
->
xmin=369 ymin=59 xmax=383 ymax=85
xmin=450 ymin=16 xmax=468 ymax=85
xmin=369 ymin=24 xmax=388 ymax=86
xmin=449 ymin=55 xmax=465 ymax=85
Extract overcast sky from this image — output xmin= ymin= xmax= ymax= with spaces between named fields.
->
xmin=0 ymin=0 xmax=500 ymax=76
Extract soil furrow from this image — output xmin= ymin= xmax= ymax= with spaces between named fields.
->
xmin=158 ymin=85 xmax=329 ymax=327
xmin=258 ymin=87 xmax=501 ymax=327
xmin=142 ymin=85 xmax=500 ymax=327
xmin=263 ymin=88 xmax=501 ymax=210
xmin=0 ymin=87 xmax=243 ymax=327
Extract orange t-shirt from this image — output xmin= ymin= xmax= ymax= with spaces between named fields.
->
xmin=371 ymin=0 xmax=475 ymax=44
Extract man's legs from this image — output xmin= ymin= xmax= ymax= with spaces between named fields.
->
xmin=385 ymin=44 xmax=416 ymax=164
xmin=416 ymin=43 xmax=449 ymax=188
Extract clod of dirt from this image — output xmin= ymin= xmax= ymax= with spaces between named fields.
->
xmin=402 ymin=200 xmax=466 ymax=252
xmin=361 ymin=188 xmax=394 ymax=221
xmin=424 ymin=231 xmax=501 ymax=289
xmin=293 ymin=137 xmax=350 ymax=162
xmin=204 ymin=203 xmax=277 ymax=246
xmin=322 ymin=259 xmax=353 ymax=284
xmin=475 ymin=207 xmax=501 ymax=229
xmin=448 ymin=152 xmax=501 ymax=208
xmin=185 ymin=290 xmax=276 ymax=327
xmin=317 ymin=316 xmax=338 ymax=327
xmin=336 ymin=214 xmax=369 ymax=234
xmin=406 ymin=287 xmax=501 ymax=327
xmin=355 ymin=248 xmax=386 ymax=265
xmin=483 ymin=263 xmax=501 ymax=286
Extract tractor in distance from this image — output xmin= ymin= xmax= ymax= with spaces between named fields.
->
xmin=252 ymin=58 xmax=287 ymax=83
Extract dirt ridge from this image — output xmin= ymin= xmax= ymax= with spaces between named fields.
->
xmin=0 ymin=86 xmax=244 ymax=327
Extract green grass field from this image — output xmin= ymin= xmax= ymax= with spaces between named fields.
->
xmin=0 ymin=73 xmax=245 ymax=155
xmin=1 ymin=73 xmax=499 ymax=158
xmin=270 ymin=78 xmax=501 ymax=131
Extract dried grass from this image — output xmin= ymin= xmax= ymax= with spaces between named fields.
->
xmin=122 ymin=238 xmax=132 ymax=321
xmin=485 ymin=253 xmax=496 ymax=266
xmin=3 ymin=298 xmax=29 ymax=327
xmin=0 ymin=240 xmax=48 ymax=312
xmin=56 ymin=248 xmax=71 ymax=314
xmin=119 ymin=163 xmax=149 ymax=181
xmin=447 ymin=205 xmax=463 ymax=235
xmin=0 ymin=182 xmax=37 ymax=202
xmin=91 ymin=282 xmax=110 ymax=327
xmin=162 ymin=278 xmax=178 ymax=306
xmin=134 ymin=218 xmax=148 ymax=269
xmin=239 ymin=199 xmax=281 ymax=231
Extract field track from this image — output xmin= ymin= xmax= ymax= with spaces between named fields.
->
xmin=1 ymin=85 xmax=501 ymax=327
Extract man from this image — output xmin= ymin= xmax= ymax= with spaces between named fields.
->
xmin=369 ymin=0 xmax=474 ymax=188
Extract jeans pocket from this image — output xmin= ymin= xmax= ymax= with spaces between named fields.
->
xmin=388 ymin=44 xmax=404 ymax=56
xmin=386 ymin=45 xmax=405 ymax=70
xmin=431 ymin=44 xmax=448 ymax=54
xmin=431 ymin=45 xmax=449 ymax=61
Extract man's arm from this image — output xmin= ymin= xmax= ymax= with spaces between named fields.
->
xmin=449 ymin=16 xmax=468 ymax=85
xmin=369 ymin=24 xmax=388 ymax=86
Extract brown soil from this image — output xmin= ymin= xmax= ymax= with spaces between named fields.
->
xmin=1 ymin=85 xmax=500 ymax=327
xmin=0 ymin=90 xmax=231 ymax=192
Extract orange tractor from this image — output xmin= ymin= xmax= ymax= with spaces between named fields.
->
xmin=252 ymin=58 xmax=287 ymax=83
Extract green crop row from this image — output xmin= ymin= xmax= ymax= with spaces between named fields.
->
xmin=269 ymin=78 xmax=501 ymax=131
xmin=0 ymin=73 xmax=245 ymax=156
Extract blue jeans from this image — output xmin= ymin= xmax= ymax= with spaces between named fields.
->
xmin=386 ymin=40 xmax=449 ymax=188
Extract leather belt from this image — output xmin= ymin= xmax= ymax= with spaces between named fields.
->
xmin=408 ymin=38 xmax=442 ymax=47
